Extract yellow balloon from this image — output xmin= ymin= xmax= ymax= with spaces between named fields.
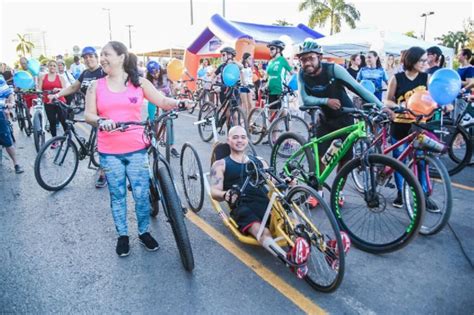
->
xmin=167 ymin=59 xmax=185 ymax=81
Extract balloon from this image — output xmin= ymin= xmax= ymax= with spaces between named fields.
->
xmin=197 ymin=68 xmax=206 ymax=78
xmin=27 ymin=59 xmax=41 ymax=76
xmin=288 ymin=73 xmax=298 ymax=91
xmin=407 ymin=90 xmax=438 ymax=117
xmin=13 ymin=71 xmax=34 ymax=89
xmin=222 ymin=63 xmax=240 ymax=87
xmin=428 ymin=68 xmax=462 ymax=105
xmin=166 ymin=59 xmax=184 ymax=81
xmin=360 ymin=79 xmax=376 ymax=94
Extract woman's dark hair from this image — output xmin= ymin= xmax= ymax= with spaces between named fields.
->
xmin=359 ymin=54 xmax=366 ymax=68
xmin=107 ymin=41 xmax=140 ymax=87
xmin=368 ymin=51 xmax=382 ymax=68
xmin=350 ymin=54 xmax=358 ymax=62
xmin=403 ymin=46 xmax=426 ymax=71
xmin=146 ymin=64 xmax=164 ymax=87
xmin=461 ymin=48 xmax=472 ymax=60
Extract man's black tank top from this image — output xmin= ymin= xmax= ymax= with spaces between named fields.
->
xmin=223 ymin=156 xmax=267 ymax=202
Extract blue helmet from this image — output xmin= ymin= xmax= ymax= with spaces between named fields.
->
xmin=146 ymin=60 xmax=161 ymax=73
xmin=81 ymin=46 xmax=97 ymax=57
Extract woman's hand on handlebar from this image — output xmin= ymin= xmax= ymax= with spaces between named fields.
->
xmin=99 ymin=119 xmax=116 ymax=131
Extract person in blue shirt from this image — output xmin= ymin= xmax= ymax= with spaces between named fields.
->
xmin=356 ymin=51 xmax=388 ymax=101
xmin=457 ymin=48 xmax=474 ymax=91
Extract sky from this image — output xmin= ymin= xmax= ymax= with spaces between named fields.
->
xmin=0 ymin=0 xmax=472 ymax=64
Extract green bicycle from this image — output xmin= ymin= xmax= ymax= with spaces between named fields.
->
xmin=270 ymin=105 xmax=426 ymax=254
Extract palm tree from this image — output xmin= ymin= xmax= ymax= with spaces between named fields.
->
xmin=299 ymin=0 xmax=360 ymax=35
xmin=404 ymin=31 xmax=418 ymax=39
xmin=15 ymin=33 xmax=35 ymax=57
xmin=273 ymin=19 xmax=293 ymax=26
xmin=436 ymin=31 xmax=469 ymax=53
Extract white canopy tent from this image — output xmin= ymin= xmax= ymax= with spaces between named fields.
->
xmin=317 ymin=27 xmax=455 ymax=67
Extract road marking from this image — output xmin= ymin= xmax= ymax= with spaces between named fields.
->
xmin=436 ymin=179 xmax=474 ymax=192
xmin=186 ymin=211 xmax=326 ymax=315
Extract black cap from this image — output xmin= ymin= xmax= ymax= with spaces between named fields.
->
xmin=427 ymin=46 xmax=442 ymax=56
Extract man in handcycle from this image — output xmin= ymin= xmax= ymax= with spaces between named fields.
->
xmin=210 ymin=126 xmax=311 ymax=278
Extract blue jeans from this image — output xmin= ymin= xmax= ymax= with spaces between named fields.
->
xmin=100 ymin=149 xmax=150 ymax=236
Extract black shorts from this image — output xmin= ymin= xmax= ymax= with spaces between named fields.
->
xmin=316 ymin=113 xmax=354 ymax=165
xmin=231 ymin=198 xmax=269 ymax=233
xmin=268 ymin=94 xmax=281 ymax=110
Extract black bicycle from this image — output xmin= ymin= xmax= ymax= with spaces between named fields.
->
xmin=34 ymin=101 xmax=99 ymax=191
xmin=14 ymin=91 xmax=33 ymax=136
xmin=71 ymin=92 xmax=85 ymax=114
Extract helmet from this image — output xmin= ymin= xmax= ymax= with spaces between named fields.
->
xmin=220 ymin=47 xmax=236 ymax=56
xmin=146 ymin=60 xmax=161 ymax=73
xmin=81 ymin=46 xmax=97 ymax=57
xmin=296 ymin=39 xmax=323 ymax=57
xmin=267 ymin=40 xmax=285 ymax=50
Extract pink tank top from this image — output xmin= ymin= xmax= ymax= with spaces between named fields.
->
xmin=96 ymin=77 xmax=146 ymax=154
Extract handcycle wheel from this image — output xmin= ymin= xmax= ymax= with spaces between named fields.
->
xmin=197 ymin=102 xmax=216 ymax=142
xmin=33 ymin=112 xmax=45 ymax=153
xmin=405 ymin=155 xmax=452 ymax=236
xmin=180 ymin=142 xmax=204 ymax=213
xmin=157 ymin=166 xmax=195 ymax=271
xmin=285 ymin=185 xmax=345 ymax=292
xmin=247 ymin=107 xmax=266 ymax=145
xmin=267 ymin=115 xmax=309 ymax=150
xmin=34 ymin=135 xmax=79 ymax=191
xmin=331 ymin=154 xmax=425 ymax=254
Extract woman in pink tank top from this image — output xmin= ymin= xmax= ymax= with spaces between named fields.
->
xmin=84 ymin=41 xmax=190 ymax=256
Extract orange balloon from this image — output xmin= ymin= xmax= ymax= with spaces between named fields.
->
xmin=407 ymin=91 xmax=438 ymax=117
xmin=167 ymin=59 xmax=184 ymax=81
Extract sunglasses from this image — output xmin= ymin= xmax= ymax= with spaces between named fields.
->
xmin=269 ymin=47 xmax=277 ymax=51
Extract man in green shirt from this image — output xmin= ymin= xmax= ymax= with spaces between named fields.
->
xmin=265 ymin=40 xmax=293 ymax=110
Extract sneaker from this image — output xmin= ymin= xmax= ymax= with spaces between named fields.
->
xmin=325 ymin=231 xmax=351 ymax=271
xmin=426 ymin=196 xmax=440 ymax=213
xmin=287 ymin=237 xmax=310 ymax=279
xmin=392 ymin=191 xmax=403 ymax=208
xmin=14 ymin=165 xmax=24 ymax=174
xmin=95 ymin=173 xmax=107 ymax=188
xmin=139 ymin=232 xmax=160 ymax=251
xmin=116 ymin=236 xmax=130 ymax=257
xmin=170 ymin=147 xmax=180 ymax=158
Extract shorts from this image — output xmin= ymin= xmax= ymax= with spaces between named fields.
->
xmin=0 ymin=115 xmax=13 ymax=147
xmin=231 ymin=198 xmax=269 ymax=234
xmin=268 ymin=94 xmax=281 ymax=110
xmin=239 ymin=86 xmax=251 ymax=93
xmin=316 ymin=113 xmax=354 ymax=165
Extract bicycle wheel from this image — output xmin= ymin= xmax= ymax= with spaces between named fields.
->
xmin=229 ymin=107 xmax=248 ymax=132
xmin=180 ymin=143 xmax=204 ymax=213
xmin=286 ymin=185 xmax=345 ymax=292
xmin=23 ymin=106 xmax=32 ymax=136
xmin=164 ymin=121 xmax=171 ymax=163
xmin=331 ymin=154 xmax=425 ymax=254
xmin=197 ymin=102 xmax=216 ymax=142
xmin=33 ymin=112 xmax=45 ymax=153
xmin=405 ymin=155 xmax=452 ymax=235
xmin=89 ymin=130 xmax=100 ymax=168
xmin=16 ymin=105 xmax=25 ymax=132
xmin=157 ymin=166 xmax=194 ymax=271
xmin=34 ymin=135 xmax=79 ymax=191
xmin=267 ymin=115 xmax=309 ymax=149
xmin=247 ymin=107 xmax=266 ymax=145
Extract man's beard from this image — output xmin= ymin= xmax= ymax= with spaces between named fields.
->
xmin=303 ymin=63 xmax=320 ymax=75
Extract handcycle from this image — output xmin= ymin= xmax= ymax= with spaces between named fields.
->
xmin=270 ymin=104 xmax=426 ymax=254
xmin=34 ymin=100 xmax=99 ymax=191
xmin=248 ymin=83 xmax=309 ymax=147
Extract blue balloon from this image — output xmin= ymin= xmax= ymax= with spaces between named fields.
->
xmin=13 ymin=71 xmax=34 ymax=89
xmin=288 ymin=74 xmax=298 ymax=91
xmin=428 ymin=68 xmax=461 ymax=105
xmin=222 ymin=63 xmax=240 ymax=87
xmin=197 ymin=68 xmax=207 ymax=78
xmin=360 ymin=79 xmax=376 ymax=94
xmin=27 ymin=59 xmax=41 ymax=76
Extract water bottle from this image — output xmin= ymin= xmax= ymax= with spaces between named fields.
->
xmin=413 ymin=133 xmax=446 ymax=153
xmin=322 ymin=139 xmax=343 ymax=165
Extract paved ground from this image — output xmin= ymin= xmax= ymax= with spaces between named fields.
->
xmin=1 ymin=111 xmax=473 ymax=314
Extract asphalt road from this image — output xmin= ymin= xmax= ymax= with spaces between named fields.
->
xmin=1 ymin=111 xmax=473 ymax=314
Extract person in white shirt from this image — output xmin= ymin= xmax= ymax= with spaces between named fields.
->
xmin=69 ymin=56 xmax=86 ymax=80
xmin=240 ymin=53 xmax=254 ymax=115
xmin=57 ymin=59 xmax=75 ymax=105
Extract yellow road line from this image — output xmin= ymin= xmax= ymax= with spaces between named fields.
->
xmin=441 ymin=180 xmax=474 ymax=192
xmin=186 ymin=211 xmax=326 ymax=315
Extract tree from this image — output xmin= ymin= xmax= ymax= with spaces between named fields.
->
xmin=404 ymin=31 xmax=418 ymax=39
xmin=436 ymin=31 xmax=469 ymax=53
xmin=273 ymin=19 xmax=293 ymax=26
xmin=15 ymin=33 xmax=35 ymax=57
xmin=299 ymin=0 xmax=360 ymax=35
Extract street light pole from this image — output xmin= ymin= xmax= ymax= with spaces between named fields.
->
xmin=125 ymin=25 xmax=134 ymax=49
xmin=103 ymin=8 xmax=112 ymax=40
xmin=190 ymin=0 xmax=194 ymax=25
xmin=421 ymin=11 xmax=434 ymax=40
xmin=222 ymin=0 xmax=225 ymax=17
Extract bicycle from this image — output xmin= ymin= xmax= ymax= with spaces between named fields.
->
xmin=270 ymin=104 xmax=426 ymax=254
xmin=193 ymin=79 xmax=218 ymax=114
xmin=34 ymin=101 xmax=99 ymax=191
xmin=248 ymin=83 xmax=309 ymax=147
xmin=14 ymin=91 xmax=33 ymax=137
xmin=150 ymin=108 xmax=179 ymax=164
xmin=28 ymin=90 xmax=54 ymax=152
xmin=71 ymin=91 xmax=85 ymax=115
xmin=174 ymin=78 xmax=196 ymax=114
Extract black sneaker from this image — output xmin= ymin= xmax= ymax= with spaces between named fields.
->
xmin=14 ymin=165 xmax=24 ymax=174
xmin=116 ymin=236 xmax=130 ymax=257
xmin=139 ymin=232 xmax=159 ymax=251
xmin=392 ymin=191 xmax=403 ymax=208
xmin=426 ymin=196 xmax=440 ymax=213
xmin=170 ymin=148 xmax=180 ymax=158
xmin=95 ymin=173 xmax=107 ymax=188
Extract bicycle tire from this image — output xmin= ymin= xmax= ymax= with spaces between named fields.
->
xmin=89 ymin=130 xmax=100 ymax=168
xmin=406 ymin=155 xmax=452 ymax=235
xmin=267 ymin=115 xmax=309 ymax=150
xmin=157 ymin=166 xmax=194 ymax=271
xmin=180 ymin=143 xmax=204 ymax=213
xmin=23 ymin=106 xmax=32 ymax=137
xmin=34 ymin=136 xmax=79 ymax=191
xmin=16 ymin=104 xmax=25 ymax=132
xmin=285 ymin=185 xmax=345 ymax=292
xmin=331 ymin=154 xmax=425 ymax=254
xmin=33 ymin=112 xmax=45 ymax=153
xmin=247 ymin=107 xmax=266 ymax=145
xmin=197 ymin=102 xmax=216 ymax=142
xmin=165 ymin=120 xmax=171 ymax=164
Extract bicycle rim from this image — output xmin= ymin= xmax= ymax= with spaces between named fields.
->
xmin=247 ymin=108 xmax=266 ymax=145
xmin=197 ymin=102 xmax=215 ymax=142
xmin=268 ymin=115 xmax=309 ymax=149
xmin=180 ymin=143 xmax=204 ymax=213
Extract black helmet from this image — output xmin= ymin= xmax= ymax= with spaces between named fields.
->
xmin=267 ymin=40 xmax=285 ymax=50
xmin=220 ymin=47 xmax=236 ymax=56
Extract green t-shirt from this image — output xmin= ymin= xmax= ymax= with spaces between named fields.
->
xmin=266 ymin=56 xmax=292 ymax=95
